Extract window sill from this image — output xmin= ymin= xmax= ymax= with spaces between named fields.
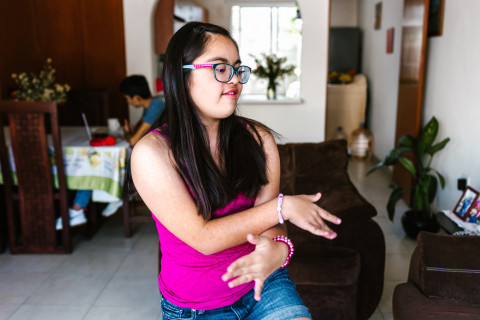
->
xmin=238 ymin=95 xmax=303 ymax=105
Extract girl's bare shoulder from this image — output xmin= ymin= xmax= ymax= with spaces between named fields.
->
xmin=131 ymin=129 xmax=172 ymax=168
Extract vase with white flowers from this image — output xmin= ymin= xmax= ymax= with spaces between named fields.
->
xmin=250 ymin=53 xmax=295 ymax=100
xmin=10 ymin=58 xmax=71 ymax=104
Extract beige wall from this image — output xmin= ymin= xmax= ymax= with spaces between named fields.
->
xmin=331 ymin=0 xmax=358 ymax=27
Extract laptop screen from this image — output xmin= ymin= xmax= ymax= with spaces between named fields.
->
xmin=82 ymin=112 xmax=93 ymax=140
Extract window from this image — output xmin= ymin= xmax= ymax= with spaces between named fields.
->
xmin=230 ymin=3 xmax=302 ymax=100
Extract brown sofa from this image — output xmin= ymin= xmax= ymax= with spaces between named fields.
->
xmin=278 ymin=140 xmax=385 ymax=320
xmin=393 ymin=232 xmax=480 ymax=319
xmin=156 ymin=139 xmax=385 ymax=319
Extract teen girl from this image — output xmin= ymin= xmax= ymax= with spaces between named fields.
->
xmin=131 ymin=22 xmax=341 ymax=320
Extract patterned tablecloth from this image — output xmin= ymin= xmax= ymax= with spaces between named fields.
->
xmin=1 ymin=126 xmax=130 ymax=203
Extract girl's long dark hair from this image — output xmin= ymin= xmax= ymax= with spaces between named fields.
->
xmin=150 ymin=22 xmax=271 ymax=220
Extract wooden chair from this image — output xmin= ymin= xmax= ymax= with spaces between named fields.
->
xmin=0 ymin=101 xmax=71 ymax=253
xmin=0 ymin=186 xmax=6 ymax=253
xmin=122 ymin=176 xmax=150 ymax=237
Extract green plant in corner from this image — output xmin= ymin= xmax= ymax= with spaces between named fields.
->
xmin=367 ymin=116 xmax=450 ymax=223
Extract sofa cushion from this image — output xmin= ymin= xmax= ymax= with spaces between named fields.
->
xmin=393 ymin=282 xmax=480 ymax=320
xmin=410 ymin=232 xmax=480 ymax=305
xmin=288 ymin=245 xmax=360 ymax=286
xmin=288 ymin=245 xmax=361 ymax=320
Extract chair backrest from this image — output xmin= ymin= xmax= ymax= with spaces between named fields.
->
xmin=0 ymin=101 xmax=71 ymax=253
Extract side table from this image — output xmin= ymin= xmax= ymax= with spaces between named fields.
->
xmin=436 ymin=211 xmax=463 ymax=234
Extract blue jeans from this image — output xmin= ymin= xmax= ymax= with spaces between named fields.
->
xmin=73 ymin=190 xmax=92 ymax=208
xmin=160 ymin=268 xmax=311 ymax=320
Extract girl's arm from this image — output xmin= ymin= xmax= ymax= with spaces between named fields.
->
xmin=131 ymin=129 xmax=340 ymax=255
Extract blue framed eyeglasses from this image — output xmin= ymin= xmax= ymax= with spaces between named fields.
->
xmin=182 ymin=63 xmax=251 ymax=84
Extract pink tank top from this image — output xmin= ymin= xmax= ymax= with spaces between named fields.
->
xmin=150 ymin=129 xmax=256 ymax=310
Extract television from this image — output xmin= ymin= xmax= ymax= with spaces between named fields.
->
xmin=329 ymin=27 xmax=362 ymax=73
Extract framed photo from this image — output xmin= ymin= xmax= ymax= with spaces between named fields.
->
xmin=428 ymin=0 xmax=445 ymax=37
xmin=374 ymin=2 xmax=382 ymax=30
xmin=386 ymin=28 xmax=394 ymax=53
xmin=453 ymin=186 xmax=480 ymax=220
xmin=466 ymin=199 xmax=480 ymax=223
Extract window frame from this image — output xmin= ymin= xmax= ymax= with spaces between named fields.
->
xmin=228 ymin=0 xmax=302 ymax=103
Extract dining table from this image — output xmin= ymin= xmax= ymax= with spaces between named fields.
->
xmin=1 ymin=126 xmax=130 ymax=204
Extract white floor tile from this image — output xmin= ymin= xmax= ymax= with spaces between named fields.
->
xmin=94 ymin=273 xmax=161 ymax=308
xmin=7 ymin=305 xmax=89 ymax=320
xmin=84 ymin=306 xmax=161 ymax=320
xmin=25 ymin=273 xmax=111 ymax=307
xmin=0 ymin=305 xmax=18 ymax=320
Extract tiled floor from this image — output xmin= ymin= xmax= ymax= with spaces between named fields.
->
xmin=0 ymin=158 xmax=421 ymax=320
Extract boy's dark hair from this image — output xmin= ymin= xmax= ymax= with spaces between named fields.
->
xmin=119 ymin=75 xmax=152 ymax=99
xmin=149 ymin=22 xmax=271 ymax=220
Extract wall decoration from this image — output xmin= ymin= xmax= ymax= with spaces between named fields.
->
xmin=386 ymin=27 xmax=394 ymax=53
xmin=374 ymin=2 xmax=382 ymax=30
xmin=428 ymin=0 xmax=445 ymax=37
xmin=453 ymin=186 xmax=480 ymax=221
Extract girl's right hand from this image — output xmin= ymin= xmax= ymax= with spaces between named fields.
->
xmin=282 ymin=193 xmax=341 ymax=239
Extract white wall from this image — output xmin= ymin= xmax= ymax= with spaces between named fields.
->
xmin=422 ymin=0 xmax=480 ymax=211
xmin=122 ymin=0 xmax=158 ymax=124
xmin=358 ymin=0 xmax=403 ymax=161
xmin=359 ymin=0 xmax=480 ymax=211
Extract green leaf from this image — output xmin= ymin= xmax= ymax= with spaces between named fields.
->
xmin=426 ymin=137 xmax=450 ymax=156
xmin=384 ymin=147 xmax=414 ymax=166
xmin=397 ymin=134 xmax=416 ymax=149
xmin=417 ymin=117 xmax=438 ymax=156
xmin=434 ymin=171 xmax=446 ymax=189
xmin=387 ymin=188 xmax=404 ymax=221
xmin=426 ymin=174 xmax=438 ymax=204
xmin=398 ymin=156 xmax=416 ymax=177
xmin=366 ymin=161 xmax=384 ymax=175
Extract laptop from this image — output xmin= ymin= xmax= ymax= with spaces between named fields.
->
xmin=82 ymin=113 xmax=108 ymax=140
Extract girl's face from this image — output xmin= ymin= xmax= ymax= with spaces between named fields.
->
xmin=188 ymin=35 xmax=243 ymax=126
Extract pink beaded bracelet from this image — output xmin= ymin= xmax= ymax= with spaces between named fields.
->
xmin=277 ymin=193 xmax=284 ymax=224
xmin=273 ymin=235 xmax=295 ymax=268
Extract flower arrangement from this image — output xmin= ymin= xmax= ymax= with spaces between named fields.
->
xmin=10 ymin=58 xmax=71 ymax=104
xmin=250 ymin=53 xmax=296 ymax=99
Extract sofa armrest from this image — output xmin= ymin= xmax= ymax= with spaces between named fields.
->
xmin=408 ymin=232 xmax=480 ymax=305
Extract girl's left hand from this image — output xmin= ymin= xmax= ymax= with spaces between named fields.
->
xmin=221 ymin=234 xmax=286 ymax=301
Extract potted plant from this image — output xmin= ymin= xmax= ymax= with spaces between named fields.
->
xmin=367 ymin=116 xmax=450 ymax=238
xmin=250 ymin=53 xmax=295 ymax=99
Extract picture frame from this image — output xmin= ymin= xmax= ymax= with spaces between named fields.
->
xmin=453 ymin=186 xmax=480 ymax=221
xmin=374 ymin=2 xmax=382 ymax=30
xmin=428 ymin=0 xmax=445 ymax=37
xmin=466 ymin=198 xmax=480 ymax=223
xmin=386 ymin=27 xmax=394 ymax=53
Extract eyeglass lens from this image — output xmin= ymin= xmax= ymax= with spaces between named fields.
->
xmin=214 ymin=64 xmax=251 ymax=84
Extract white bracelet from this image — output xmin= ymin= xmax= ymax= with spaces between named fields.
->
xmin=277 ymin=193 xmax=284 ymax=224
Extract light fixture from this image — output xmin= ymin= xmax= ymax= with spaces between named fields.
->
xmin=294 ymin=0 xmax=303 ymax=33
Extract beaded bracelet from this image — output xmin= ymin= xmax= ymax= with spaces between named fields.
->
xmin=273 ymin=235 xmax=295 ymax=268
xmin=277 ymin=193 xmax=284 ymax=224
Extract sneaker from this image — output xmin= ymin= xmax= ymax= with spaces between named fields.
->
xmin=56 ymin=209 xmax=88 ymax=230
xmin=102 ymin=200 xmax=123 ymax=217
